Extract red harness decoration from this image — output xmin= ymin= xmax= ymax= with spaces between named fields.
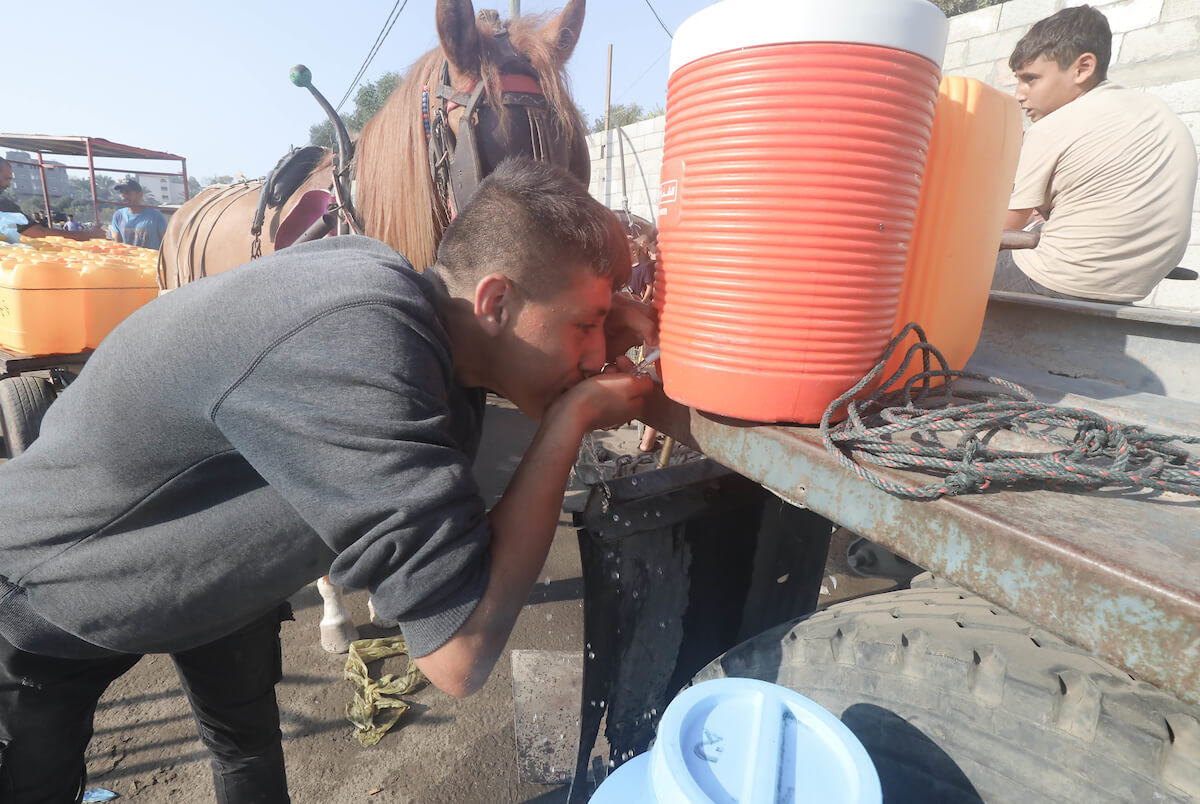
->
xmin=424 ymin=73 xmax=545 ymax=138
xmin=451 ymin=73 xmax=544 ymax=108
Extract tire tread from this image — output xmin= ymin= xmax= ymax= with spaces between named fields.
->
xmin=0 ymin=375 xmax=56 ymax=457
xmin=696 ymin=579 xmax=1200 ymax=803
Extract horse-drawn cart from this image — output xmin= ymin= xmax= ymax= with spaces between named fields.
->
xmin=0 ymin=133 xmax=186 ymax=458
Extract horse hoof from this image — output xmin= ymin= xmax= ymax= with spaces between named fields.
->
xmin=367 ymin=598 xmax=399 ymax=630
xmin=320 ymin=618 xmax=359 ymax=654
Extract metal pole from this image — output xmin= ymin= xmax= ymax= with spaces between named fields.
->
xmin=603 ymin=44 xmax=613 ymax=203
xmin=85 ymin=139 xmax=100 ymax=227
xmin=509 ymin=0 xmax=520 ymax=17
xmin=181 ymin=158 xmax=190 ymax=201
xmin=36 ymin=152 xmax=52 ymax=226
xmin=657 ymin=437 xmax=675 ymax=469
xmin=603 ymin=45 xmax=613 ymax=137
xmin=617 ymin=125 xmax=628 ymax=212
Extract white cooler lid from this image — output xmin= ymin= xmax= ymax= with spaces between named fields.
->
xmin=590 ymin=678 xmax=882 ymax=804
xmin=669 ymin=0 xmax=948 ymax=75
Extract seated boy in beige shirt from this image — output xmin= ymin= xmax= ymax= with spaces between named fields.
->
xmin=992 ymin=5 xmax=1197 ymax=303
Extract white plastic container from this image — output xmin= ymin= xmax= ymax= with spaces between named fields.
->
xmin=590 ymin=678 xmax=881 ymax=803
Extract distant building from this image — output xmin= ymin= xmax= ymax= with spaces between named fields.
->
xmin=3 ymin=151 xmax=71 ymax=199
xmin=137 ymin=173 xmax=187 ymax=205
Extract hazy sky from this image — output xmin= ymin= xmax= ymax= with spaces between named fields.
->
xmin=8 ymin=0 xmax=715 ymax=183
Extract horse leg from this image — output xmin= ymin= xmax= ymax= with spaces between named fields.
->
xmin=367 ymin=596 xmax=399 ymax=630
xmin=315 ymin=575 xmax=358 ymax=654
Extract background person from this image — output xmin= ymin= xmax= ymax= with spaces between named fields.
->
xmin=991 ymin=5 xmax=1197 ymax=303
xmin=621 ymin=216 xmax=663 ymax=452
xmin=0 ymin=158 xmax=655 ymax=802
xmin=0 ymin=157 xmax=104 ymax=241
xmin=627 ymin=218 xmax=657 ymax=303
xmin=109 ymin=179 xmax=168 ymax=249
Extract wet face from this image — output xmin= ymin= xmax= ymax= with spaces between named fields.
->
xmin=1013 ymin=55 xmax=1092 ymax=123
xmin=493 ymin=268 xmax=613 ymax=420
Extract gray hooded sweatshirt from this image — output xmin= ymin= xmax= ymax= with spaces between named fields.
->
xmin=0 ymin=236 xmax=489 ymax=659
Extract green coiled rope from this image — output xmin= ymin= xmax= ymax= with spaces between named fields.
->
xmin=820 ymin=322 xmax=1200 ymax=501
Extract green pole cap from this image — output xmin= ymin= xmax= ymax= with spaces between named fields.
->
xmin=289 ymin=65 xmax=312 ymax=88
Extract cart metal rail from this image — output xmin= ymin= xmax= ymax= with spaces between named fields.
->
xmin=0 ymin=348 xmax=91 ymax=380
xmin=643 ymin=292 xmax=1200 ymax=709
xmin=0 ymin=133 xmax=188 ymax=225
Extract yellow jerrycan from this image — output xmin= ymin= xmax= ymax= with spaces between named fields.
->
xmin=887 ymin=76 xmax=1023 ymax=386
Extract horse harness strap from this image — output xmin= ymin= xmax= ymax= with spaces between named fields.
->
xmin=158 ymin=181 xmax=259 ymax=289
xmin=250 ymin=146 xmax=336 ymax=259
xmin=425 ymin=61 xmax=561 ymax=222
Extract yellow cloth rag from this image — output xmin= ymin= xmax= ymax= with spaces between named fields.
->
xmin=344 ymin=636 xmax=424 ymax=746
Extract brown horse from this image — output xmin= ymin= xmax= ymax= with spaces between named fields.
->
xmin=159 ymin=0 xmax=589 ymax=288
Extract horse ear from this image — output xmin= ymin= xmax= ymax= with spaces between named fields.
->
xmin=538 ymin=0 xmax=586 ymax=67
xmin=437 ymin=0 xmax=483 ymax=76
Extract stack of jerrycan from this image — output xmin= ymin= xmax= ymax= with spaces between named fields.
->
xmin=654 ymin=0 xmax=1021 ymax=423
xmin=0 ymin=236 xmax=159 ymax=355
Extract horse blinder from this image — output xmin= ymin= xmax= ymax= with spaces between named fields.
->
xmin=428 ymin=62 xmax=579 ymax=218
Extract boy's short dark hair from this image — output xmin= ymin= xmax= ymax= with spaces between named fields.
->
xmin=434 ymin=157 xmax=631 ymax=299
xmin=1009 ymin=5 xmax=1112 ymax=81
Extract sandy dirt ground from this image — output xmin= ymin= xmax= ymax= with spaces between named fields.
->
xmin=59 ymin=398 xmax=895 ymax=803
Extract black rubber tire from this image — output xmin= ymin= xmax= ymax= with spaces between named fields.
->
xmin=0 ymin=375 xmax=56 ymax=458
xmin=694 ymin=574 xmax=1200 ymax=803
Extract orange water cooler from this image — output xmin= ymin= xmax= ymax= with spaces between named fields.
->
xmin=655 ymin=0 xmax=949 ymax=423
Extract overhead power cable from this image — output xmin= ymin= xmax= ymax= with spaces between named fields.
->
xmin=642 ymin=0 xmax=673 ymax=38
xmin=615 ymin=46 xmax=670 ymax=105
xmin=336 ymin=0 xmax=410 ymax=113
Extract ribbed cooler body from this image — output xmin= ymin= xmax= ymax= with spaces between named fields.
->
xmin=656 ymin=42 xmax=941 ymax=422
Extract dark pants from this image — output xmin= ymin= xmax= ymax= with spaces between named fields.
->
xmin=0 ymin=606 xmax=291 ymax=804
xmin=992 ymin=249 xmax=1100 ymax=301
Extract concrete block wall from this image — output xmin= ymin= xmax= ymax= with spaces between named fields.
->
xmin=586 ymin=0 xmax=1200 ymax=309
xmin=585 ymin=115 xmax=665 ymax=224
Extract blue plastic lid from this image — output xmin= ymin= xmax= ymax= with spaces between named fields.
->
xmin=590 ymin=678 xmax=881 ymax=804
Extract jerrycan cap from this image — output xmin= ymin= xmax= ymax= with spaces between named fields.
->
xmin=591 ymin=678 xmax=881 ymax=804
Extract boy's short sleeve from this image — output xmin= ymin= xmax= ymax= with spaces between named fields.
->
xmin=1009 ymin=125 xmax=1059 ymax=212
xmin=109 ymin=208 xmax=126 ymax=241
xmin=211 ymin=299 xmax=491 ymax=657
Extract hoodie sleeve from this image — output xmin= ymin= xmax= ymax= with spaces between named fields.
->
xmin=210 ymin=297 xmax=490 ymax=657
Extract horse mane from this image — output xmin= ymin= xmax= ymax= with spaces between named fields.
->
xmin=352 ymin=11 xmax=585 ymax=272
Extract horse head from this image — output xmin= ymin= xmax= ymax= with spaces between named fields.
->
xmin=355 ymin=0 xmax=589 ymax=271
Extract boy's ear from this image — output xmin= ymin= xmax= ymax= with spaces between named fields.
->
xmin=1073 ymin=52 xmax=1098 ymax=86
xmin=474 ymin=273 xmax=513 ymax=336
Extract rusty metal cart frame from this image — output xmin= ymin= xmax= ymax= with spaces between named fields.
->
xmin=641 ymin=296 xmax=1200 ymax=708
xmin=564 ymin=289 xmax=1200 ymax=800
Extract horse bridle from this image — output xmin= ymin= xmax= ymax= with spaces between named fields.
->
xmin=424 ymin=57 xmax=573 ymax=222
xmin=287 ymin=46 xmax=579 ymax=250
